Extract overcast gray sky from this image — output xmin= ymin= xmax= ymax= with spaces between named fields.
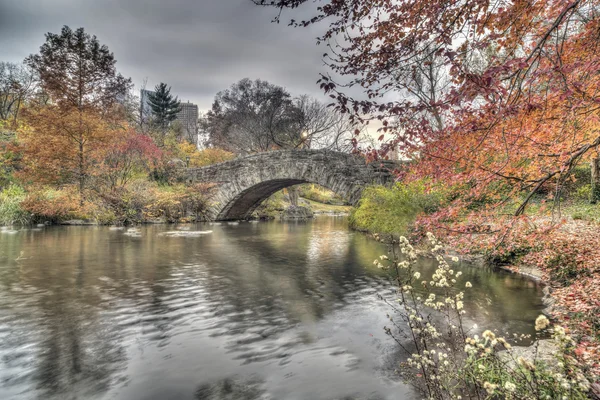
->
xmin=0 ymin=0 xmax=335 ymax=112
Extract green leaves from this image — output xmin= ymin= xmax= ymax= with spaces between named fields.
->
xmin=349 ymin=180 xmax=445 ymax=236
xmin=0 ymin=184 xmax=30 ymax=226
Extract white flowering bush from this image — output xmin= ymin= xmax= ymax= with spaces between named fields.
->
xmin=376 ymin=233 xmax=591 ymax=399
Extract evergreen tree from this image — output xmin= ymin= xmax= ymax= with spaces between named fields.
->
xmin=147 ymin=83 xmax=181 ymax=133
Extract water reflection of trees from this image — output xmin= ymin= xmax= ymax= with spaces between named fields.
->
xmin=197 ymin=220 xmax=543 ymax=340
xmin=0 ymin=228 xmax=129 ymax=399
xmin=0 ymin=221 xmax=545 ymax=399
xmin=195 ymin=375 xmax=266 ymax=400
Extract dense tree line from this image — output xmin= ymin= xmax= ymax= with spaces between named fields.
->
xmin=0 ymin=26 xmax=213 ymax=224
xmin=0 ymin=24 xmax=364 ymax=222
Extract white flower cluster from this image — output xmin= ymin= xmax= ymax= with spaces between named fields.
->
xmin=552 ymin=370 xmax=590 ymax=393
xmin=535 ymin=314 xmax=549 ymax=331
xmin=552 ymin=325 xmax=574 ymax=346
xmin=373 ymin=258 xmax=386 ymax=270
xmin=552 ymin=355 xmax=591 ymax=392
xmin=424 ymin=322 xmax=441 ymax=339
xmin=464 ymin=331 xmax=512 ymax=357
xmin=406 ymin=348 xmax=450 ymax=373
xmin=483 ymin=381 xmax=498 ymax=394
xmin=504 ymin=381 xmax=517 ymax=392
xmin=429 ymin=246 xmax=457 ymax=289
xmin=398 ymin=236 xmax=418 ymax=262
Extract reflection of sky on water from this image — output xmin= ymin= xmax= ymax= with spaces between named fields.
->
xmin=0 ymin=218 xmax=544 ymax=399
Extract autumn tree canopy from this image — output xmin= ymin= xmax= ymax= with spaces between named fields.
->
xmin=26 ymin=26 xmax=131 ymax=114
xmin=22 ymin=26 xmax=133 ymax=200
xmin=102 ymin=129 xmax=162 ymax=190
xmin=255 ymin=0 xmax=600 ymax=217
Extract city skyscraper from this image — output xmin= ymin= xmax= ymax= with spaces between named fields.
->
xmin=140 ymin=88 xmax=155 ymax=123
xmin=177 ymin=101 xmax=199 ymax=143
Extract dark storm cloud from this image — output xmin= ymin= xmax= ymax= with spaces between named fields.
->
xmin=0 ymin=0 xmax=332 ymax=110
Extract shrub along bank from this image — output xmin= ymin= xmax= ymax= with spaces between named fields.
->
xmin=349 ymin=180 xmax=447 ymax=237
xmin=350 ymin=175 xmax=600 ymax=386
xmin=0 ymin=131 xmax=225 ymax=226
xmin=374 ymin=234 xmax=592 ymax=399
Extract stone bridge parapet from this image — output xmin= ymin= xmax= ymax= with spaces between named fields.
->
xmin=184 ymin=149 xmax=398 ymax=220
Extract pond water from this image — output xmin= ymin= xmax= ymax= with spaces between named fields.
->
xmin=0 ymin=217 xmax=545 ymax=400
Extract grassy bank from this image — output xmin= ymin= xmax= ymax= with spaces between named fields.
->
xmin=253 ymin=185 xmax=351 ymax=219
xmin=302 ymin=198 xmax=351 ymax=214
xmin=0 ymin=180 xmax=213 ymax=226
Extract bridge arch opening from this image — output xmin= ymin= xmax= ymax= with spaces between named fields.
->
xmin=216 ymin=180 xmax=350 ymax=221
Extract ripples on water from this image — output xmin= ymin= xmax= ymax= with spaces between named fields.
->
xmin=0 ymin=217 xmax=544 ymax=400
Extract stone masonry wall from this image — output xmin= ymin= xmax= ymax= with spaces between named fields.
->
xmin=184 ymin=149 xmax=397 ymax=220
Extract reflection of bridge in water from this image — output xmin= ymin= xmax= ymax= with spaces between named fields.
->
xmin=184 ymin=149 xmax=398 ymax=221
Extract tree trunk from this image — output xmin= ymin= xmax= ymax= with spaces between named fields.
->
xmin=78 ymin=107 xmax=85 ymax=206
xmin=591 ymin=157 xmax=600 ymax=204
xmin=78 ymin=139 xmax=84 ymax=206
xmin=288 ymin=186 xmax=299 ymax=207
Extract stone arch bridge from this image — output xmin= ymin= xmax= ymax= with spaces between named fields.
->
xmin=184 ymin=149 xmax=397 ymax=221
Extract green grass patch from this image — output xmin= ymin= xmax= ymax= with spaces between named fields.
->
xmin=253 ymin=190 xmax=286 ymax=219
xmin=297 ymin=184 xmax=345 ymax=205
xmin=349 ymin=181 xmax=446 ymax=236
xmin=301 ymin=198 xmax=352 ymax=213
xmin=563 ymin=202 xmax=600 ymax=223
xmin=0 ymin=184 xmax=30 ymax=226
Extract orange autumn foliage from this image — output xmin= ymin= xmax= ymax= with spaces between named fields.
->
xmin=17 ymin=105 xmax=117 ymax=190
xmin=259 ymin=0 xmax=600 ymax=218
xmin=259 ymin=1 xmax=600 ymax=378
xmin=177 ymin=142 xmax=235 ymax=167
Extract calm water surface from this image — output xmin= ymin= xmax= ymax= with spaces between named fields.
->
xmin=0 ymin=217 xmax=544 ymax=400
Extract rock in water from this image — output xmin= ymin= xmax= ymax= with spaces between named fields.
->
xmin=159 ymin=230 xmax=213 ymax=237
xmin=281 ymin=206 xmax=314 ymax=221
xmin=61 ymin=219 xmax=96 ymax=226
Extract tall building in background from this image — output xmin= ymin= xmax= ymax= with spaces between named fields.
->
xmin=177 ymin=101 xmax=199 ymax=143
xmin=140 ymin=88 xmax=155 ymax=123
